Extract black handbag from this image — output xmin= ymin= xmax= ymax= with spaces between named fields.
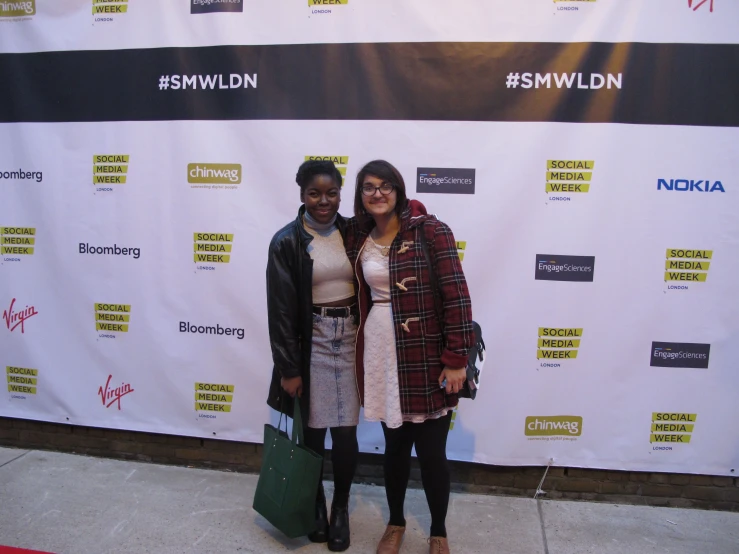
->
xmin=418 ymin=228 xmax=485 ymax=399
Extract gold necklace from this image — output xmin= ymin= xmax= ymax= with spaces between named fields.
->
xmin=370 ymin=233 xmax=392 ymax=257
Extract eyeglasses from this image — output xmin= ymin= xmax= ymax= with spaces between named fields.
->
xmin=361 ymin=182 xmax=395 ymax=196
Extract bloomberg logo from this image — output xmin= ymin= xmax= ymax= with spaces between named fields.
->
xmin=657 ymin=179 xmax=725 ymax=193
xmin=650 ymin=341 xmax=710 ymax=369
xmin=416 ymin=168 xmax=475 ymax=195
xmin=535 ymin=254 xmax=595 ymax=282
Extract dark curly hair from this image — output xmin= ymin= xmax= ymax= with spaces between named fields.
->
xmin=296 ymin=159 xmax=343 ymax=191
xmin=353 ymin=160 xmax=408 ymax=227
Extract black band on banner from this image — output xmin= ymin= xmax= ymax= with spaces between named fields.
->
xmin=0 ymin=42 xmax=737 ymax=126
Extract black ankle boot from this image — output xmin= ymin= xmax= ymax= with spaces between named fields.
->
xmin=307 ymin=486 xmax=329 ymax=543
xmin=328 ymin=502 xmax=350 ymax=552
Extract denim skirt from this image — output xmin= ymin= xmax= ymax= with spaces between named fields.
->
xmin=308 ymin=312 xmax=360 ymax=429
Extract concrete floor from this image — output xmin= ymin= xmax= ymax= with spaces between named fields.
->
xmin=0 ymin=447 xmax=737 ymax=554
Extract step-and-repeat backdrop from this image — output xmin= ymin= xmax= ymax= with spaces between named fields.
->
xmin=1 ymin=1 xmax=737 ymax=476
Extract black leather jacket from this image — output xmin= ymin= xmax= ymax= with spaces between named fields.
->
xmin=266 ymin=205 xmax=349 ymax=419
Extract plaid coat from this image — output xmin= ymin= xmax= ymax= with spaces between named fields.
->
xmin=346 ymin=200 xmax=474 ymax=416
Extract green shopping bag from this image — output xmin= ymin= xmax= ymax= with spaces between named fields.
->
xmin=253 ymin=397 xmax=322 ymax=538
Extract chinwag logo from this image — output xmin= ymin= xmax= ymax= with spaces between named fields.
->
xmin=546 ymin=160 xmax=594 ymax=201
xmin=93 ymin=154 xmax=129 ymax=192
xmin=650 ymin=341 xmax=710 ymax=369
xmin=3 ymin=298 xmax=38 ymax=334
xmin=194 ymin=233 xmax=234 ymax=267
xmin=535 ymin=254 xmax=595 ymax=282
xmin=416 ymin=168 xmax=476 ymax=195
xmin=191 ymin=0 xmax=243 ymax=14
xmin=664 ymin=249 xmax=711 ymax=289
xmin=525 ymin=416 xmax=583 ymax=440
xmin=187 ymin=163 xmax=241 ymax=190
xmin=657 ymin=178 xmax=724 ymax=193
xmin=98 ymin=374 xmax=134 ymax=410
xmin=0 ymin=0 xmax=35 ymax=18
xmin=651 ymin=413 xmax=696 ymax=449
xmin=95 ymin=303 xmax=131 ymax=337
xmin=304 ymin=156 xmax=349 ymax=180
xmin=1 ymin=227 xmax=35 ymax=259
xmin=537 ymin=328 xmax=582 ymax=366
xmin=195 ymin=382 xmax=235 ymax=417
xmin=308 ymin=0 xmax=347 ymax=15
xmin=7 ymin=366 xmax=37 ymax=397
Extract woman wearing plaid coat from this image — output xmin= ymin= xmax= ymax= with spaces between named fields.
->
xmin=345 ymin=160 xmax=474 ymax=554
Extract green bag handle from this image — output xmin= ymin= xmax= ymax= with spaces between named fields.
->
xmin=292 ymin=396 xmax=306 ymax=445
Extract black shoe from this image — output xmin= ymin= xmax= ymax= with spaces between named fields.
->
xmin=308 ymin=491 xmax=329 ymax=543
xmin=328 ymin=503 xmax=350 ymax=552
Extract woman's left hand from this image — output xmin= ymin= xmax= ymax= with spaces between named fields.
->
xmin=439 ymin=367 xmax=467 ymax=394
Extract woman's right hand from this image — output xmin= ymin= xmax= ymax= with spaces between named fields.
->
xmin=281 ymin=376 xmax=303 ymax=398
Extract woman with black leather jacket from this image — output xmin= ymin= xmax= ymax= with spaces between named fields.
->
xmin=266 ymin=159 xmax=359 ymax=552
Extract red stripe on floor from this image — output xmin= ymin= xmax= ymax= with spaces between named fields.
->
xmin=0 ymin=547 xmax=53 ymax=554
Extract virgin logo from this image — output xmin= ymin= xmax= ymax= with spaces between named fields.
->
xmin=688 ymin=0 xmax=714 ymax=12
xmin=98 ymin=375 xmax=135 ymax=410
xmin=3 ymin=298 xmax=38 ymax=333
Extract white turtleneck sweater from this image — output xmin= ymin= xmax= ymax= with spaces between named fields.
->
xmin=303 ymin=212 xmax=355 ymax=304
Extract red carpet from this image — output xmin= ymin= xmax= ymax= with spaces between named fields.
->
xmin=0 ymin=546 xmax=51 ymax=554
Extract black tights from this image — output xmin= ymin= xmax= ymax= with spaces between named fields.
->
xmin=381 ymin=412 xmax=453 ymax=538
xmin=303 ymin=425 xmax=358 ymax=507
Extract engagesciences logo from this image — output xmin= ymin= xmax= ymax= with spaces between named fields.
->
xmin=537 ymin=327 xmax=582 ymax=367
xmin=546 ymin=160 xmax=594 ymax=202
xmin=0 ymin=169 xmax=42 ymax=182
xmin=305 ymin=156 xmax=349 ymax=179
xmin=416 ymin=168 xmax=476 ymax=195
xmin=0 ymin=0 xmax=35 ymax=18
xmin=650 ymin=342 xmax=710 ymax=369
xmin=665 ymin=248 xmax=711 ymax=290
xmin=651 ymin=413 xmax=697 ymax=449
xmin=657 ymin=178 xmax=725 ymax=193
xmin=195 ymin=382 xmax=235 ymax=417
xmin=688 ymin=0 xmax=714 ymax=12
xmin=93 ymin=154 xmax=129 ymax=192
xmin=187 ymin=163 xmax=241 ymax=190
xmin=92 ymin=0 xmax=128 ymax=23
xmin=309 ymin=0 xmax=347 ymax=15
xmin=194 ymin=232 xmax=234 ymax=269
xmin=1 ymin=227 xmax=35 ymax=261
xmin=191 ymin=0 xmax=243 ymax=14
xmin=98 ymin=374 xmax=134 ymax=410
xmin=180 ymin=321 xmax=245 ymax=339
xmin=3 ymin=298 xmax=38 ymax=334
xmin=7 ymin=366 xmax=38 ymax=398
xmin=525 ymin=416 xmax=582 ymax=440
xmin=95 ymin=303 xmax=131 ymax=338
xmin=535 ymin=254 xmax=595 ymax=282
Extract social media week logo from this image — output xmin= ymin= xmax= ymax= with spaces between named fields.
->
xmin=191 ymin=0 xmax=243 ymax=14
xmin=456 ymin=241 xmax=467 ymax=262
xmin=194 ymin=233 xmax=234 ymax=269
xmin=309 ymin=0 xmax=347 ymax=15
xmin=416 ymin=168 xmax=475 ymax=195
xmin=0 ymin=0 xmax=36 ymax=18
xmin=525 ymin=416 xmax=583 ymax=440
xmin=7 ymin=366 xmax=38 ymax=398
xmin=195 ymin=382 xmax=235 ymax=418
xmin=664 ymin=249 xmax=711 ymax=289
xmin=651 ymin=413 xmax=697 ymax=449
xmin=535 ymin=254 xmax=595 ymax=282
xmin=537 ymin=327 xmax=582 ymax=366
xmin=93 ymin=154 xmax=129 ymax=192
xmin=92 ymin=0 xmax=128 ymax=22
xmin=304 ymin=156 xmax=349 ymax=179
xmin=553 ymin=0 xmax=596 ymax=13
xmin=187 ymin=164 xmax=241 ymax=190
xmin=95 ymin=303 xmax=131 ymax=338
xmin=657 ymin=178 xmax=725 ymax=193
xmin=1 ymin=227 xmax=35 ymax=261
xmin=546 ymin=160 xmax=594 ymax=201
xmin=650 ymin=342 xmax=710 ymax=369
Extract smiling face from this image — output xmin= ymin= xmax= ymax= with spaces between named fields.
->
xmin=360 ymin=174 xmax=397 ymax=221
xmin=300 ymin=173 xmax=341 ymax=225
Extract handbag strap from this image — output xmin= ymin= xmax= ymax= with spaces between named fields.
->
xmin=291 ymin=396 xmax=306 ymax=445
xmin=418 ymin=226 xmax=444 ymax=329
